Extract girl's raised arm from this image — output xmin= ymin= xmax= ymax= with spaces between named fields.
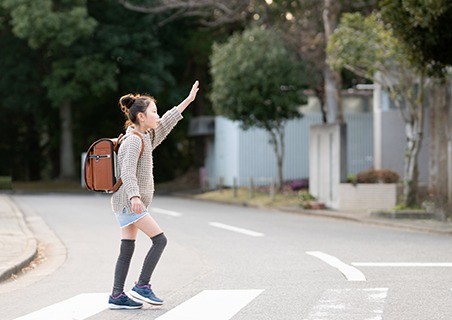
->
xmin=176 ymin=80 xmax=199 ymax=114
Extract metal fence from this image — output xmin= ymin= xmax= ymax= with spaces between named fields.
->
xmin=207 ymin=113 xmax=374 ymax=188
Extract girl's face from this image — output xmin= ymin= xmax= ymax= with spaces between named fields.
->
xmin=141 ymin=100 xmax=160 ymax=130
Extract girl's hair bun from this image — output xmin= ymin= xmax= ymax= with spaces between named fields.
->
xmin=120 ymin=94 xmax=136 ymax=109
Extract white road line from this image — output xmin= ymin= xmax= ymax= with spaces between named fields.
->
xmin=209 ymin=222 xmax=264 ymax=237
xmin=14 ymin=293 xmax=108 ymax=320
xmin=306 ymin=251 xmax=366 ymax=281
xmin=352 ymin=262 xmax=452 ymax=267
xmin=151 ymin=207 xmax=182 ymax=217
xmin=156 ymin=289 xmax=264 ymax=320
xmin=304 ymin=288 xmax=388 ymax=320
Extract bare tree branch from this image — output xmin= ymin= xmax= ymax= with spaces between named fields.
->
xmin=118 ymin=0 xmax=251 ymax=27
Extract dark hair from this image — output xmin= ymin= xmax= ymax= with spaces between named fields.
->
xmin=119 ymin=94 xmax=156 ymax=129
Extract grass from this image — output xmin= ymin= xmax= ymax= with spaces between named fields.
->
xmin=11 ymin=180 xmax=87 ymax=193
xmin=193 ymin=187 xmax=301 ymax=208
xmin=0 ymin=176 xmax=12 ymax=190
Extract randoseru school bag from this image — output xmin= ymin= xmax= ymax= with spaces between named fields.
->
xmin=84 ymin=132 xmax=144 ymax=193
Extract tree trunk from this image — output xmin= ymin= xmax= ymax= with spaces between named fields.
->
xmin=313 ymin=81 xmax=328 ymax=123
xmin=58 ymin=100 xmax=76 ymax=180
xmin=401 ymin=74 xmax=426 ymax=208
xmin=268 ymin=124 xmax=285 ymax=192
xmin=428 ymin=79 xmax=451 ymax=219
xmin=333 ymin=69 xmax=343 ymax=123
xmin=403 ymin=120 xmax=422 ymax=207
xmin=323 ymin=0 xmax=343 ymax=124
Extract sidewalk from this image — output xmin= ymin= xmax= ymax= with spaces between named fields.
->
xmin=1 ymin=193 xmax=452 ymax=283
xmin=0 ymin=194 xmax=37 ymax=282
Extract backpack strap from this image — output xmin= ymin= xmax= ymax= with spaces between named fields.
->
xmin=131 ymin=131 xmax=145 ymax=158
xmin=112 ymin=131 xmax=145 ymax=192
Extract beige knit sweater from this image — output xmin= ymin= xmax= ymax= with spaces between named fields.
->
xmin=111 ymin=107 xmax=183 ymax=213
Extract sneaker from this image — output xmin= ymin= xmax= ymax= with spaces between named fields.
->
xmin=130 ymin=284 xmax=164 ymax=305
xmin=108 ymin=293 xmax=143 ymax=310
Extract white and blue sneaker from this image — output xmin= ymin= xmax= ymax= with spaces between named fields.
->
xmin=130 ymin=284 xmax=164 ymax=305
xmin=108 ymin=293 xmax=143 ymax=310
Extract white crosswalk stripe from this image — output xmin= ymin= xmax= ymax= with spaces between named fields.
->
xmin=13 ymin=293 xmax=109 ymax=320
xmin=156 ymin=289 xmax=264 ymax=320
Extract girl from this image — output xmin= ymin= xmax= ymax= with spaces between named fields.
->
xmin=108 ymin=81 xmax=199 ymax=309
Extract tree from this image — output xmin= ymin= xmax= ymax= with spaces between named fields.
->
xmin=0 ymin=0 xmax=115 ymax=180
xmin=210 ymin=25 xmax=307 ymax=189
xmin=380 ymin=0 xmax=452 ymax=76
xmin=0 ymin=25 xmax=52 ymax=180
xmin=280 ymin=0 xmax=378 ymax=123
xmin=380 ymin=0 xmax=452 ymax=217
xmin=1 ymin=0 xmax=191 ymax=183
xmin=327 ymin=12 xmax=428 ymax=207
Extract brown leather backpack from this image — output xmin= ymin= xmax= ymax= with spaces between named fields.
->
xmin=84 ymin=132 xmax=144 ymax=193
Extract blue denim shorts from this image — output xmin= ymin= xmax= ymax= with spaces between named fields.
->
xmin=115 ymin=208 xmax=149 ymax=228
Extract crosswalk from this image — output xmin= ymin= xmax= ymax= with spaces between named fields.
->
xmin=15 ymin=286 xmax=452 ymax=320
xmin=11 ymin=281 xmax=452 ymax=319
xmin=12 ymin=284 xmax=452 ymax=320
xmin=12 ymin=288 xmax=388 ymax=320
xmin=12 ymin=290 xmax=264 ymax=320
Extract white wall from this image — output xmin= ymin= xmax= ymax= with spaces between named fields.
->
xmin=213 ymin=117 xmax=240 ymax=186
xmin=309 ymin=124 xmax=347 ymax=208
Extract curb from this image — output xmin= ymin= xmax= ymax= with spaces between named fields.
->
xmin=279 ymin=206 xmax=452 ymax=236
xmin=0 ymin=195 xmax=38 ymax=282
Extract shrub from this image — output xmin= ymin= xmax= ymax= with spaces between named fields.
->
xmin=299 ymin=190 xmax=315 ymax=201
xmin=299 ymin=191 xmax=318 ymax=209
xmin=356 ymin=169 xmax=378 ymax=183
xmin=355 ymin=169 xmax=400 ymax=184
xmin=379 ymin=169 xmax=400 ymax=183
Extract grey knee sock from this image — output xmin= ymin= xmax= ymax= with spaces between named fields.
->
xmin=137 ymin=233 xmax=167 ymax=286
xmin=112 ymin=239 xmax=135 ymax=297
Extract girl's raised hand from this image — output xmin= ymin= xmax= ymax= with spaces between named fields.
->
xmin=188 ymin=80 xmax=199 ymax=102
xmin=177 ymin=80 xmax=200 ymax=113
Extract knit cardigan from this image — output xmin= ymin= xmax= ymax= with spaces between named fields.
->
xmin=111 ymin=107 xmax=183 ymax=214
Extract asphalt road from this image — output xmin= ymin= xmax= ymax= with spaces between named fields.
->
xmin=1 ymin=194 xmax=452 ymax=320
